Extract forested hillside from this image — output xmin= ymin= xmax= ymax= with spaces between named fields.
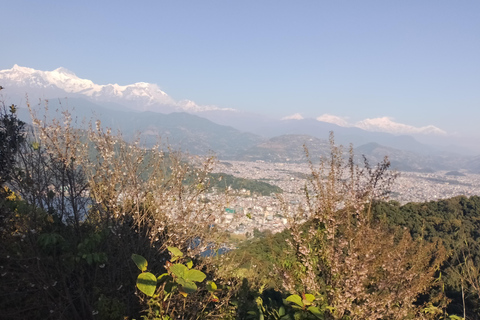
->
xmin=1 ymin=98 xmax=478 ymax=319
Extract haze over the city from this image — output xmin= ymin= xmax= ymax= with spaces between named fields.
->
xmin=1 ymin=1 xmax=479 ymax=150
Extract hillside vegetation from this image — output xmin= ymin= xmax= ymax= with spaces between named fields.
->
xmin=1 ymin=98 xmax=478 ymax=319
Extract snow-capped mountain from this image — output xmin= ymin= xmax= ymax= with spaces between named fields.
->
xmin=0 ymin=65 xmax=233 ymax=113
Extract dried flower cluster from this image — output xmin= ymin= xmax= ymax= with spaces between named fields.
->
xmin=282 ymin=133 xmax=446 ymax=319
xmin=26 ymin=102 xmax=228 ymax=254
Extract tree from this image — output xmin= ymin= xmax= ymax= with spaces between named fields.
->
xmin=0 ymin=94 xmax=26 ymax=189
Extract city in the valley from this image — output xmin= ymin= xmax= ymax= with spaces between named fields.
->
xmin=210 ymin=160 xmax=480 ymax=236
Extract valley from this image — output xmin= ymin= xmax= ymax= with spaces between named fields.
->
xmin=210 ymin=159 xmax=480 ymax=236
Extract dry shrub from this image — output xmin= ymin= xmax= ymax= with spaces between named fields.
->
xmin=0 ymin=100 xmax=230 ymax=319
xmin=281 ymin=133 xmax=446 ymax=320
xmin=28 ymin=101 xmax=228 ymax=256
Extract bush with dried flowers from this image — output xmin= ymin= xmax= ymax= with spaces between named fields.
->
xmin=278 ymin=133 xmax=447 ymax=320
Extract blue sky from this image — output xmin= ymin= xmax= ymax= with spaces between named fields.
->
xmin=2 ymin=0 xmax=479 ymax=138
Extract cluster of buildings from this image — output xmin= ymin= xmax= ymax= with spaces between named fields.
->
xmin=209 ymin=160 xmax=480 ymax=237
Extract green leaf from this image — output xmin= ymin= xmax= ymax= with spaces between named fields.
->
xmin=167 ymin=246 xmax=183 ymax=258
xmin=157 ymin=273 xmax=171 ymax=283
xmin=207 ymin=281 xmax=217 ymax=292
xmin=278 ymin=306 xmax=286 ymax=317
xmin=304 ymin=294 xmax=315 ymax=303
xmin=186 ymin=258 xmax=193 ymax=269
xmin=307 ymin=306 xmax=324 ymax=319
xmin=177 ymin=278 xmax=197 ymax=293
xmin=449 ymin=316 xmax=464 ymax=320
xmin=184 ymin=269 xmax=206 ymax=282
xmin=136 ymin=272 xmax=157 ymax=297
xmin=286 ymin=294 xmax=303 ymax=307
xmin=170 ymin=263 xmax=188 ymax=278
xmin=131 ymin=254 xmax=148 ymax=272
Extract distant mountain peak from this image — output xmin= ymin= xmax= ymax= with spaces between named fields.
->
xmin=53 ymin=67 xmax=77 ymax=77
xmin=10 ymin=64 xmax=35 ymax=73
xmin=0 ymin=65 xmax=234 ymax=113
xmin=281 ymin=113 xmax=304 ymax=120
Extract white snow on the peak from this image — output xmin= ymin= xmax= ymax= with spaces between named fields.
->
xmin=316 ymin=114 xmax=349 ymax=127
xmin=2 ymin=65 xmax=36 ymax=82
xmin=315 ymin=113 xmax=447 ymax=136
xmin=177 ymin=99 xmax=235 ymax=112
xmin=53 ymin=67 xmax=77 ymax=76
xmin=0 ymin=65 xmax=232 ymax=112
xmin=10 ymin=64 xmax=36 ymax=74
xmin=355 ymin=117 xmax=447 ymax=135
xmin=45 ymin=68 xmax=100 ymax=94
xmin=281 ymin=113 xmax=304 ymax=120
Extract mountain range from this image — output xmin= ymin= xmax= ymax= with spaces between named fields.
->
xmin=0 ymin=65 xmax=231 ymax=113
xmin=1 ymin=65 xmax=478 ymax=173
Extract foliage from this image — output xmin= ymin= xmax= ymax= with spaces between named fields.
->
xmin=0 ymin=100 xmax=229 ymax=319
xmin=275 ymin=135 xmax=447 ymax=319
xmin=131 ymin=248 xmax=220 ymax=319
xmin=0 ymin=95 xmax=475 ymax=319
xmin=371 ymin=196 xmax=480 ymax=318
xmin=0 ymin=101 xmax=25 ymax=188
xmin=209 ymin=172 xmax=283 ymax=196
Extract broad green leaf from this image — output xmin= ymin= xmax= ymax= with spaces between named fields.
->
xmin=170 ymin=263 xmax=188 ymax=278
xmin=286 ymin=294 xmax=303 ymax=307
xmin=184 ymin=269 xmax=206 ymax=282
xmin=164 ymin=281 xmax=175 ymax=294
xmin=207 ymin=281 xmax=217 ymax=292
xmin=186 ymin=259 xmax=193 ymax=269
xmin=304 ymin=294 xmax=316 ymax=303
xmin=157 ymin=273 xmax=170 ymax=283
xmin=167 ymin=246 xmax=183 ymax=258
xmin=182 ymin=280 xmax=197 ymax=293
xmin=177 ymin=278 xmax=197 ymax=293
xmin=131 ymin=254 xmax=148 ymax=272
xmin=136 ymin=272 xmax=157 ymax=297
xmin=308 ymin=306 xmax=324 ymax=319
xmin=278 ymin=306 xmax=286 ymax=317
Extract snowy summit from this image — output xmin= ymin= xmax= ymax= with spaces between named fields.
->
xmin=0 ymin=65 xmax=233 ymax=113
